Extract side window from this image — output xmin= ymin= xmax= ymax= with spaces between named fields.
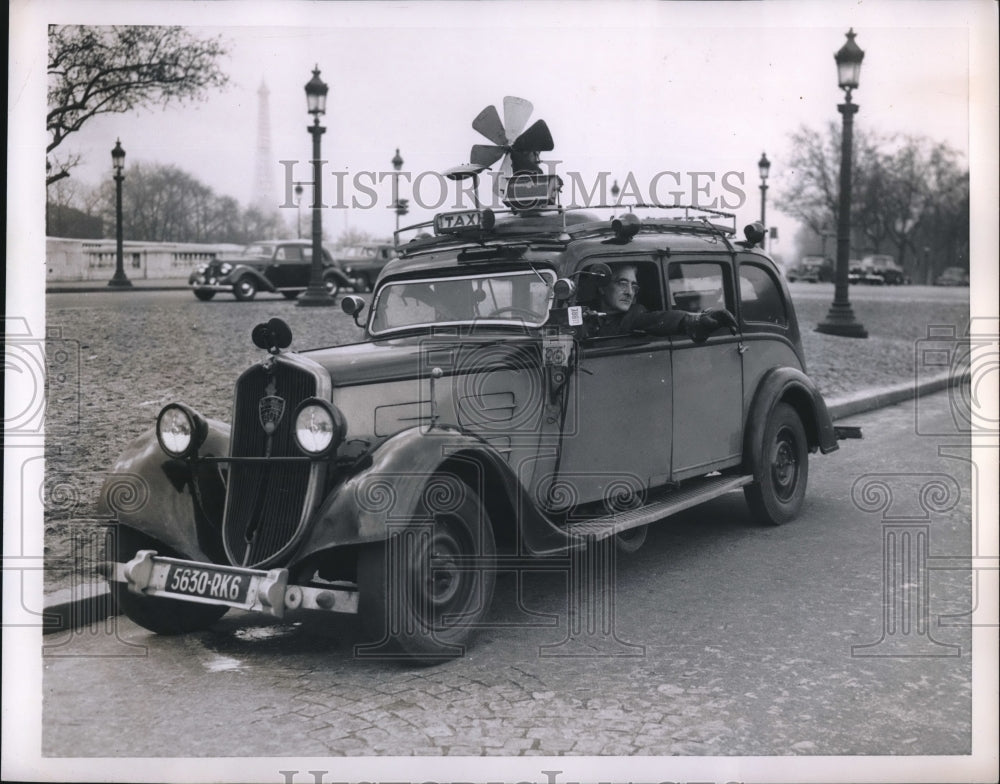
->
xmin=666 ymin=261 xmax=731 ymax=313
xmin=739 ymin=263 xmax=788 ymax=326
xmin=281 ymin=245 xmax=303 ymax=262
xmin=274 ymin=247 xmax=286 ymax=261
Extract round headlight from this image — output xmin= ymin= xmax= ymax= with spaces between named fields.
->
xmin=293 ymin=399 xmax=346 ymax=456
xmin=156 ymin=403 xmax=208 ymax=459
xmin=219 ymin=262 xmax=233 ymax=275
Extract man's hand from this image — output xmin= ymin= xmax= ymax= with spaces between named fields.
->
xmin=684 ymin=308 xmax=738 ymax=342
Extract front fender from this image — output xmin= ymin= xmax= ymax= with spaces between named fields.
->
xmin=293 ymin=426 xmax=574 ymax=558
xmin=744 ymin=367 xmax=839 ymax=479
xmin=98 ymin=419 xmax=231 ymax=563
xmin=222 ymin=265 xmax=275 ymax=291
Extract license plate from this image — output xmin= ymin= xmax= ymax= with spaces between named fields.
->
xmin=163 ymin=563 xmax=252 ymax=605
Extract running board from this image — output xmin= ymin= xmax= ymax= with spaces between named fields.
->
xmin=564 ymin=474 xmax=753 ymax=541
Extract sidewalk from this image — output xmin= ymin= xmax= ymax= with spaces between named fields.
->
xmin=46 ymin=277 xmax=191 ymax=293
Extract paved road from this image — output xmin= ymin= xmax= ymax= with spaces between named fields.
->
xmin=40 ymin=390 xmax=982 ymax=767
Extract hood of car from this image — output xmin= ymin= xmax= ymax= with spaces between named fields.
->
xmin=302 ymin=333 xmax=537 ymax=388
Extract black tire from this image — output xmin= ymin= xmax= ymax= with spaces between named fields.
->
xmin=194 ymin=290 xmax=216 ymax=301
xmin=357 ymin=477 xmax=496 ymax=661
xmin=282 ymin=291 xmax=300 ymax=300
xmin=323 ymin=275 xmax=341 ymax=298
xmin=104 ymin=526 xmax=228 ymax=634
xmin=744 ymin=402 xmax=809 ymax=525
xmin=614 ymin=525 xmax=648 ymax=554
xmin=233 ymin=276 xmax=257 ymax=301
xmin=353 ymin=272 xmax=371 ymax=293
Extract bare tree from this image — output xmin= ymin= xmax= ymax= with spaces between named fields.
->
xmin=47 ymin=25 xmax=229 ymax=185
xmin=778 ymin=123 xmax=968 ymax=281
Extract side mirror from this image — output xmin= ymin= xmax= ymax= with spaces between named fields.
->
xmin=553 ymin=278 xmax=576 ymax=301
xmin=341 ymin=295 xmax=366 ymax=327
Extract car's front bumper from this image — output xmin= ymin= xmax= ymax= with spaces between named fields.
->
xmin=189 ymin=275 xmax=237 ymax=292
xmin=105 ymin=550 xmax=359 ymax=618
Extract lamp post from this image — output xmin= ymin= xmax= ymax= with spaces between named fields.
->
xmin=758 ymin=152 xmax=770 ymax=251
xmin=108 ymin=139 xmax=132 ymax=288
xmin=294 ymin=182 xmax=304 ymax=239
xmin=391 ymin=148 xmax=404 ymax=233
xmin=298 ymin=66 xmax=336 ymax=307
xmin=817 ymin=28 xmax=868 ymax=338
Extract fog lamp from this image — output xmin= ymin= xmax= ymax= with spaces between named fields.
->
xmin=293 ymin=398 xmax=347 ymax=456
xmin=156 ymin=403 xmax=208 ymax=459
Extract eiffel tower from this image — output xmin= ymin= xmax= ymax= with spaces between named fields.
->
xmin=251 ymin=79 xmax=274 ymax=209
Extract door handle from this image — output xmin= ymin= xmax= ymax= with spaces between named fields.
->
xmin=738 ymin=342 xmax=749 ymax=355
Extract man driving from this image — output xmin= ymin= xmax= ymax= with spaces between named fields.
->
xmin=588 ymin=262 xmax=737 ymax=342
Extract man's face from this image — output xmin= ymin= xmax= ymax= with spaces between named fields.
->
xmin=599 ymin=266 xmax=639 ymax=313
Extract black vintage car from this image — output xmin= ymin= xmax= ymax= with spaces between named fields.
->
xmin=101 ymin=99 xmax=859 ymax=662
xmin=334 ymin=242 xmax=397 ymax=292
xmin=188 ymin=240 xmax=352 ymax=301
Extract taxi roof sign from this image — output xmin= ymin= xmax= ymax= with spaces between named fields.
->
xmin=433 ymin=208 xmax=495 ymax=235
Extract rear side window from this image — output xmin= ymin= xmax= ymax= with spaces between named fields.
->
xmin=666 ymin=261 xmax=732 ymax=313
xmin=739 ymin=263 xmax=787 ymax=326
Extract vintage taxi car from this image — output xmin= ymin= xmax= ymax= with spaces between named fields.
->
xmin=101 ymin=179 xmax=856 ymax=661
xmin=188 ymin=239 xmax=352 ymax=301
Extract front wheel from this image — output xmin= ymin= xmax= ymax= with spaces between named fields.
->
xmin=104 ymin=526 xmax=228 ymax=634
xmin=358 ymin=477 xmax=496 ymax=661
xmin=744 ymin=402 xmax=809 ymax=525
xmin=233 ymin=276 xmax=257 ymax=301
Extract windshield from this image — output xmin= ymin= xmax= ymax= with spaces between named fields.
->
xmin=369 ymin=269 xmax=556 ymax=335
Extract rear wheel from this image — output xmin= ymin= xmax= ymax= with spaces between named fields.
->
xmin=193 ymin=290 xmax=216 ymax=301
xmin=104 ymin=526 xmax=228 ymax=634
xmin=614 ymin=525 xmax=648 ymax=553
xmin=744 ymin=402 xmax=809 ymax=525
xmin=323 ymin=275 xmax=341 ymax=298
xmin=233 ymin=276 xmax=258 ymax=301
xmin=353 ymin=272 xmax=372 ymax=292
xmin=358 ymin=478 xmax=496 ymax=661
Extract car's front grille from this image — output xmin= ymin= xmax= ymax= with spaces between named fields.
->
xmin=223 ymin=359 xmax=318 ymax=567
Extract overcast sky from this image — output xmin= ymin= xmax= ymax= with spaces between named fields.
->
xmin=18 ymin=0 xmax=990 ymax=259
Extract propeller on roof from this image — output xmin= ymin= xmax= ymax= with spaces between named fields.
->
xmin=469 ymin=96 xmax=554 ymax=190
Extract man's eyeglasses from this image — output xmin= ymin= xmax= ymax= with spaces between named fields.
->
xmin=613 ymin=278 xmax=640 ymax=294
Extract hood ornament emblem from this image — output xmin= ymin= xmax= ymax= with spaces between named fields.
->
xmin=259 ymin=376 xmax=285 ymax=435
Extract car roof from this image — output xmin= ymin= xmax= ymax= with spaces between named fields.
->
xmin=380 ymin=205 xmax=754 ymax=280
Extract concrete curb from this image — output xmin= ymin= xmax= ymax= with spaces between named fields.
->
xmin=41 ymin=371 xmax=967 ymax=634
xmin=46 ymin=281 xmax=190 ymax=293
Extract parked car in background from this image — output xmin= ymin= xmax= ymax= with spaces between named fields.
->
xmin=189 ymin=240 xmax=352 ymax=301
xmin=333 ymin=242 xmax=397 ymax=292
xmin=786 ymin=256 xmax=832 ymax=283
xmin=935 ymin=266 xmax=970 ymax=286
xmin=862 ymin=254 xmax=905 ymax=285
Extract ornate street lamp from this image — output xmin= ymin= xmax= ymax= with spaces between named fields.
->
xmin=758 ymin=152 xmax=770 ymax=251
xmin=391 ymin=148 xmax=404 ymax=233
xmin=298 ymin=66 xmax=336 ymax=307
xmin=108 ymin=139 xmax=132 ymax=288
xmin=817 ymin=28 xmax=868 ymax=337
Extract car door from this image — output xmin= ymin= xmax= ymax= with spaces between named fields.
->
xmin=666 ymin=257 xmax=744 ymax=480
xmin=545 ymin=256 xmax=673 ymax=511
xmin=272 ymin=245 xmax=312 ymax=288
